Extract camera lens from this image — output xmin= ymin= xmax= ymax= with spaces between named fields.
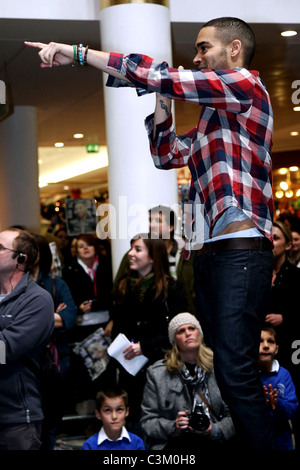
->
xmin=189 ymin=404 xmax=210 ymax=432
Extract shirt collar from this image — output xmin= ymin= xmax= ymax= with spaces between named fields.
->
xmin=270 ymin=359 xmax=279 ymax=373
xmin=258 ymin=359 xmax=279 ymax=374
xmin=77 ymin=257 xmax=99 ymax=278
xmin=98 ymin=426 xmax=131 ymax=445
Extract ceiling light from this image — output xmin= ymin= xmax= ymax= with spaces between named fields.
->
xmin=281 ymin=30 xmax=297 ymax=37
xmin=280 ymin=181 xmax=289 ymax=191
xmin=290 ymin=131 xmax=299 ymax=136
xmin=54 ymin=142 xmax=64 ymax=148
xmin=296 ymin=189 xmax=300 ymax=197
xmin=290 ymin=166 xmax=299 ymax=172
xmin=64 ymin=185 xmax=70 ymax=190
xmin=73 ymin=133 xmax=84 ymax=139
xmin=285 ymin=190 xmax=294 ymax=198
xmin=293 ymin=106 xmax=300 ymax=112
xmin=278 ymin=168 xmax=288 ymax=175
xmin=38 ymin=150 xmax=108 ymax=187
xmin=275 ymin=190 xmax=284 ymax=199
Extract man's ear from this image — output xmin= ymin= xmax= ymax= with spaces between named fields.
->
xmin=230 ymin=39 xmax=242 ymax=59
xmin=125 ymin=407 xmax=129 ymax=418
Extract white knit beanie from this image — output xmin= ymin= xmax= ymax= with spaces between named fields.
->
xmin=168 ymin=312 xmax=202 ymax=345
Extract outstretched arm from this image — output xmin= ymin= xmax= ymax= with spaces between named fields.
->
xmin=24 ymin=41 xmax=130 ymax=83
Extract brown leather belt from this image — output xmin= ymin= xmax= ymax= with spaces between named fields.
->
xmin=195 ymin=237 xmax=273 ymax=256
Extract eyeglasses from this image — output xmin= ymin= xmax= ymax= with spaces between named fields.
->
xmin=0 ymin=243 xmax=19 ymax=255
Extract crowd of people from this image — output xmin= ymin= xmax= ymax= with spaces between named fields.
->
xmin=1 ymin=15 xmax=300 ymax=452
xmin=1 ymin=208 xmax=299 ymax=451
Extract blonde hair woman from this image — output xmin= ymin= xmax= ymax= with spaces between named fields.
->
xmin=140 ymin=313 xmax=235 ymax=450
xmin=164 ymin=318 xmax=213 ymax=376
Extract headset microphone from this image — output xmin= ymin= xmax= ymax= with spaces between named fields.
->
xmin=17 ymin=253 xmax=26 ymax=264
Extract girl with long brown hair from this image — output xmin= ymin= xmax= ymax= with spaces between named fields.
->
xmin=108 ymin=233 xmax=188 ymax=429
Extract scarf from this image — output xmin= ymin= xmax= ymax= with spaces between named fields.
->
xmin=179 ymin=363 xmax=210 ymax=417
xmin=129 ymin=272 xmax=155 ymax=301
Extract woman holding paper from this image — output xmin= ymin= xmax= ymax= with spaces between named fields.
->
xmin=107 ymin=233 xmax=188 ymax=427
xmin=62 ymin=233 xmax=113 ymax=342
xmin=112 ymin=234 xmax=188 ymax=363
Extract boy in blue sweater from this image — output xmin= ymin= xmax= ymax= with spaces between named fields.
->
xmin=258 ymin=325 xmax=298 ymax=450
xmin=81 ymin=387 xmax=145 ymax=450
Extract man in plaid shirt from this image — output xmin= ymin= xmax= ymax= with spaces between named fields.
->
xmin=26 ymin=17 xmax=274 ymax=450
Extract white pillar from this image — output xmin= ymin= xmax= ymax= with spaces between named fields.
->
xmin=0 ymin=106 xmax=40 ymax=232
xmin=100 ymin=1 xmax=178 ymax=277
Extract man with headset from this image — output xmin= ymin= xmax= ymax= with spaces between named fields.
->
xmin=0 ymin=227 xmax=54 ymax=450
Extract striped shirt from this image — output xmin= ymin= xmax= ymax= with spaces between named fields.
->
xmin=106 ymin=53 xmax=274 ymax=251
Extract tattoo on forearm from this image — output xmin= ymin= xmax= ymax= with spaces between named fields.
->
xmin=159 ymin=99 xmax=170 ymax=117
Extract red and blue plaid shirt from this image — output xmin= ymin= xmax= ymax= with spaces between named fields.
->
xmin=107 ymin=53 xmax=274 ymax=247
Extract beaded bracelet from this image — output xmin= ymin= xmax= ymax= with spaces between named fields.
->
xmin=77 ymin=44 xmax=84 ymax=65
xmin=73 ymin=44 xmax=89 ymax=66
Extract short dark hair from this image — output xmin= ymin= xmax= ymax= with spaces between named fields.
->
xmin=201 ymin=17 xmax=256 ymax=68
xmin=262 ymin=323 xmax=277 ymax=341
xmin=76 ymin=233 xmax=99 ymax=253
xmin=149 ymin=205 xmax=176 ymax=234
xmin=9 ymin=228 xmax=39 ymax=273
xmin=290 ymin=222 xmax=300 ymax=236
xmin=96 ymin=387 xmax=128 ymax=411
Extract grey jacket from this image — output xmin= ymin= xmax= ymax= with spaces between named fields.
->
xmin=140 ymin=359 xmax=235 ymax=449
xmin=0 ymin=273 xmax=54 ymax=424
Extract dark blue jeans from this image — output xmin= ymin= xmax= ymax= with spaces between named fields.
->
xmin=0 ymin=422 xmax=42 ymax=450
xmin=193 ymin=247 xmax=274 ymax=450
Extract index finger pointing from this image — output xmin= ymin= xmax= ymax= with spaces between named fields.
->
xmin=24 ymin=41 xmax=48 ymax=49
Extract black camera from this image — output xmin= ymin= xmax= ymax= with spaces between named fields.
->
xmin=188 ymin=403 xmax=210 ymax=432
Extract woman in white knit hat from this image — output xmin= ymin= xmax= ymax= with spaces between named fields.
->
xmin=140 ymin=313 xmax=235 ymax=450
